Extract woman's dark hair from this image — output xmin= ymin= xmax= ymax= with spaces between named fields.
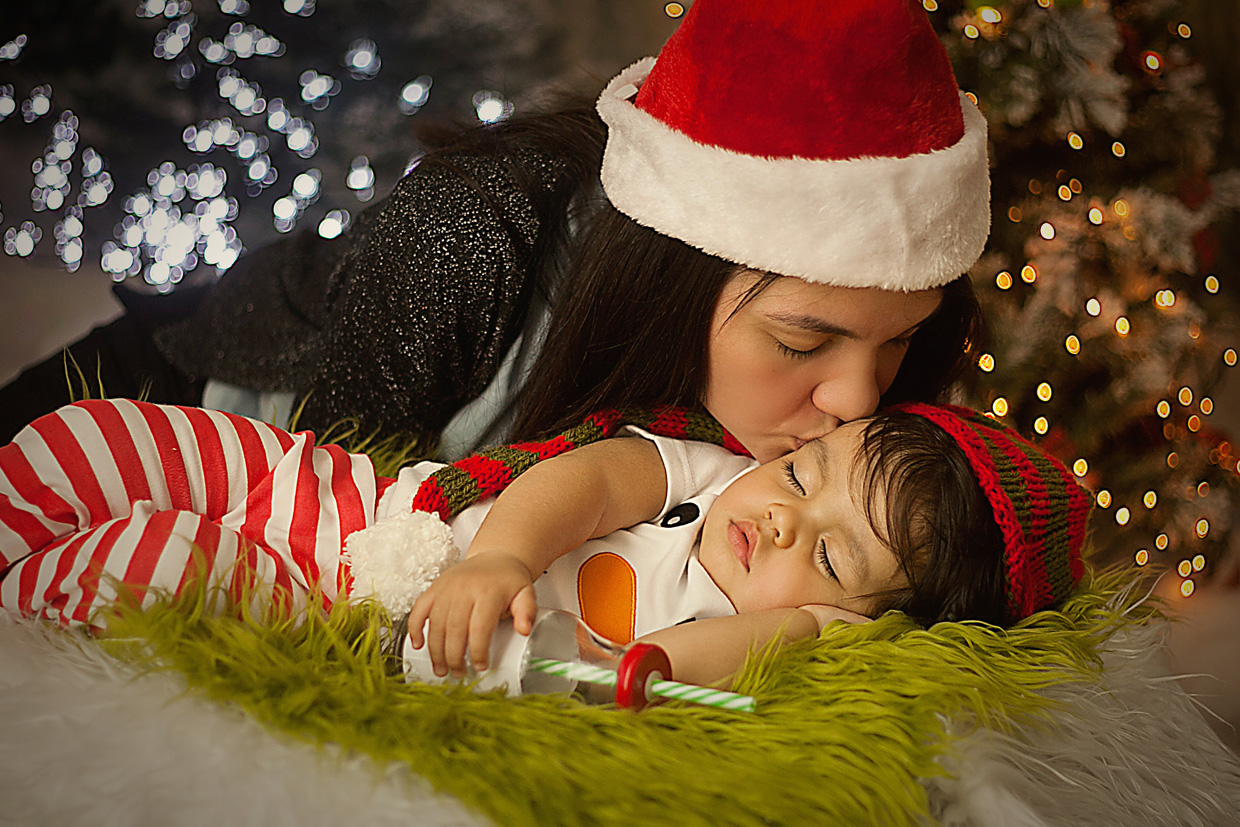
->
xmin=879 ymin=275 xmax=985 ymax=408
xmin=854 ymin=411 xmax=1010 ymax=627
xmin=511 ymin=205 xmax=740 ymax=439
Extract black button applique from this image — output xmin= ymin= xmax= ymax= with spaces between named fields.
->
xmin=660 ymin=502 xmax=699 ymax=528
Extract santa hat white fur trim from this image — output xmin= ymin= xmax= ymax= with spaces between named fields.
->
xmin=597 ymin=58 xmax=991 ymax=292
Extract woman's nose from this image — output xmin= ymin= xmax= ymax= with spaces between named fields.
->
xmin=810 ymin=354 xmax=882 ymax=425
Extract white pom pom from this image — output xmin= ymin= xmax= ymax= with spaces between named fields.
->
xmin=342 ymin=511 xmax=462 ymax=617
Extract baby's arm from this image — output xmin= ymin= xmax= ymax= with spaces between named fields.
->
xmin=407 ymin=437 xmax=667 ymax=676
xmin=637 ymin=604 xmax=870 ymax=688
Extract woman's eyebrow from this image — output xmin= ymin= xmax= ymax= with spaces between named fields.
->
xmin=766 ymin=313 xmax=859 ymax=339
xmin=766 ymin=313 xmax=926 ymax=341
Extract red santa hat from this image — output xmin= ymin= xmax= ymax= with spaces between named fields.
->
xmin=596 ymin=0 xmax=991 ymax=292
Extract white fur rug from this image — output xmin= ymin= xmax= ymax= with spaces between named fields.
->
xmin=0 ymin=614 xmax=483 ymax=827
xmin=2 ymin=612 xmax=1238 ymax=826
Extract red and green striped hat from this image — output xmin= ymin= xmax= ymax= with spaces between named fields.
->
xmin=898 ymin=403 xmax=1091 ymax=620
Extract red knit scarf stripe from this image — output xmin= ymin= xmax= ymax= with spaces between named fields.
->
xmin=409 ymin=406 xmax=748 ymax=521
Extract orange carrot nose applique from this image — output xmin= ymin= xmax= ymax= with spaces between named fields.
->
xmin=576 ymin=552 xmax=637 ymax=645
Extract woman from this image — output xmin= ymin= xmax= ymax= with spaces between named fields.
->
xmin=0 ymin=0 xmax=989 ymax=463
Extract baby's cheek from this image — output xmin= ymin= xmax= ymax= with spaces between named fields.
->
xmin=758 ymin=569 xmax=835 ymax=611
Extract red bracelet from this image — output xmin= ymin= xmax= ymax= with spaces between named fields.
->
xmin=615 ymin=642 xmax=672 ymax=710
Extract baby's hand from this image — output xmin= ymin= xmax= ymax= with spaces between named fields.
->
xmin=797 ymin=604 xmax=871 ymax=631
xmin=406 ymin=552 xmax=538 ymax=678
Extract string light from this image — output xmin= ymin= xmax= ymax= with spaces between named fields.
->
xmin=1021 ymin=265 xmax=1037 ymax=283
xmin=978 ymin=353 xmax=995 ymax=372
xmin=992 ymin=397 xmax=1009 ymax=417
xmin=1073 ymin=458 xmax=1089 ymax=477
xmin=473 ymin=90 xmax=513 ymax=124
xmin=1156 ymin=533 xmax=1169 ymax=550
xmin=1142 ymin=51 xmax=1163 ymax=73
xmin=1142 ymin=490 xmax=1157 ymax=508
xmin=1178 ymin=386 xmax=1193 ymax=406
xmin=978 ymin=6 xmax=1002 ymax=23
xmin=1034 ymin=416 xmax=1049 ymax=434
xmin=1086 ymin=298 xmax=1101 ymax=316
xmin=1065 ymin=335 xmax=1081 ymax=355
xmin=1176 ymin=23 xmax=1192 ymax=38
xmin=1177 ymin=559 xmax=1192 ymax=577
xmin=1058 ymin=185 xmax=1072 ymax=201
xmin=1181 ymin=580 xmax=1195 ymax=598
xmin=1224 ymin=349 xmax=1237 ymax=366
xmin=1115 ymin=317 xmax=1130 ymax=336
xmin=1088 ymin=207 xmax=1104 ymax=224
xmin=665 ymin=2 xmax=685 ymax=16
xmin=1007 ymin=206 xmax=1022 ymax=222
xmin=1205 ymin=275 xmax=1219 ymax=293
xmin=1096 ymin=490 xmax=1112 ymax=508
xmin=963 ymin=23 xmax=980 ymax=39
xmin=1155 ymin=289 xmax=1175 ymax=308
xmin=1112 ymin=141 xmax=1125 ymax=158
xmin=1067 ymin=132 xmax=1084 ymax=150
xmin=1036 ymin=382 xmax=1052 ymax=402
xmin=1156 ymin=400 xmax=1171 ymax=418
xmin=317 ymin=209 xmax=349 ymax=239
xmin=1201 ymin=398 xmax=1213 ymax=415
xmin=1192 ymin=554 xmax=1206 ymax=572
xmin=995 ymin=270 xmax=1013 ymax=289
xmin=1196 ymin=519 xmax=1209 ymax=538
xmin=1039 ymin=222 xmax=1055 ymax=240
xmin=1135 ymin=549 xmax=1149 ymax=566
xmin=1187 ymin=415 xmax=1201 ymax=432
xmin=398 ymin=76 xmax=433 ymax=115
xmin=1114 ymin=506 xmax=1130 ymax=525
xmin=344 ymin=38 xmax=381 ymax=80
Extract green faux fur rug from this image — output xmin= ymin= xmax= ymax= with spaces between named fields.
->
xmin=94 ymin=570 xmax=1156 ymax=827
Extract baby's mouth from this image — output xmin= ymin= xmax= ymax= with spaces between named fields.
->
xmin=727 ymin=521 xmax=754 ymax=572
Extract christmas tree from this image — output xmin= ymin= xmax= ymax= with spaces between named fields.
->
xmin=929 ymin=0 xmax=1240 ymax=588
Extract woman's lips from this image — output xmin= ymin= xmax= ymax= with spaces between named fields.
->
xmin=728 ymin=521 xmax=754 ymax=572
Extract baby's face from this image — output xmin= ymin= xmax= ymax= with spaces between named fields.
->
xmin=698 ymin=420 xmax=905 ymax=617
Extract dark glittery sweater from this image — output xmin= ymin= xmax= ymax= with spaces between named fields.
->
xmin=154 ymin=145 xmax=591 ymax=438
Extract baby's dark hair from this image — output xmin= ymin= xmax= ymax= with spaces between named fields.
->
xmin=853 ymin=411 xmax=1010 ymax=627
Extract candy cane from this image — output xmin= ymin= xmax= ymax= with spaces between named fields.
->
xmin=527 ymin=657 xmax=757 ymax=712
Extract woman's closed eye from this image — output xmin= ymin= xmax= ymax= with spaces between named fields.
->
xmin=776 ymin=340 xmax=822 ymax=359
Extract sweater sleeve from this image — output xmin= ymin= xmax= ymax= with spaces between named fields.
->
xmin=296 ymin=151 xmax=563 ymax=436
xmin=156 ymin=145 xmax=579 ymax=439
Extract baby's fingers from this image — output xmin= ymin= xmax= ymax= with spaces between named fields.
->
xmin=407 ymin=590 xmax=437 ymax=648
xmin=510 ymin=585 xmax=538 ymax=636
xmin=467 ymin=605 xmax=501 ymax=673
xmin=441 ymin=596 xmax=477 ymax=677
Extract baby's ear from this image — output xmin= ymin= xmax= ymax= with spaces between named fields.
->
xmin=797 ymin=603 xmax=870 ymax=631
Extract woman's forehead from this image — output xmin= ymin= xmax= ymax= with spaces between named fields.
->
xmin=739 ymin=273 xmax=942 ymax=325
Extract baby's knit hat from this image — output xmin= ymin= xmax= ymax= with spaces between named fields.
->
xmin=595 ymin=0 xmax=991 ymax=291
xmin=898 ymin=403 xmax=1092 ymax=621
